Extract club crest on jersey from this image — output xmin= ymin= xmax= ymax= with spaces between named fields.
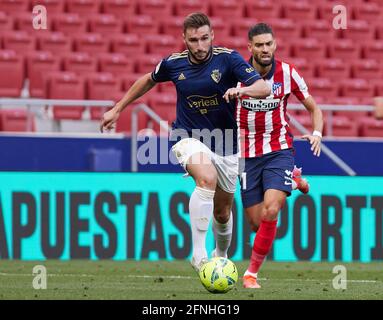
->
xmin=273 ymin=82 xmax=282 ymax=95
xmin=211 ymin=69 xmax=222 ymax=83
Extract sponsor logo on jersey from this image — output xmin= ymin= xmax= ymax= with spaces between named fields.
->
xmin=246 ymin=67 xmax=255 ymax=73
xmin=178 ymin=72 xmax=186 ymax=80
xmin=211 ymin=69 xmax=222 ymax=83
xmin=273 ymin=82 xmax=283 ymax=95
xmin=241 ymin=98 xmax=281 ymax=112
xmin=187 ymin=94 xmax=220 ymax=112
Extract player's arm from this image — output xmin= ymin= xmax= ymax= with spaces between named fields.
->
xmin=223 ymin=79 xmax=270 ymax=102
xmin=100 ymin=73 xmax=156 ymax=132
xmin=301 ymin=96 xmax=324 ymax=157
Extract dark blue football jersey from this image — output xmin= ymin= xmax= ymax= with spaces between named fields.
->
xmin=151 ymin=47 xmax=261 ymax=155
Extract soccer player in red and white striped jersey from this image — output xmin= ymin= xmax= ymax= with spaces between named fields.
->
xmin=236 ymin=23 xmax=324 ymax=288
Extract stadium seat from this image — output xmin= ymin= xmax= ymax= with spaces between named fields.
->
xmin=37 ymin=32 xmax=72 ymax=55
xmin=316 ymin=58 xmax=349 ymax=79
xmin=289 ymin=58 xmax=315 ymax=79
xmin=339 ymin=79 xmax=375 ymax=99
xmin=231 ymin=17 xmax=259 ymax=37
xmin=341 ymin=20 xmax=374 ymax=41
xmin=0 ymin=0 xmax=29 ymax=14
xmin=73 ymin=33 xmax=110 ymax=55
xmin=27 ymin=51 xmax=61 ymax=97
xmin=0 ymin=50 xmax=24 ymax=97
xmin=87 ymin=14 xmax=123 ymax=36
xmin=62 ymin=52 xmax=98 ymax=76
xmin=273 ymin=40 xmax=292 ymax=60
xmin=265 ymin=19 xmax=301 ymax=42
xmin=327 ymin=40 xmax=360 ymax=61
xmin=373 ymin=80 xmax=383 ymax=96
xmin=216 ymin=37 xmax=249 ymax=58
xmin=376 ymin=25 xmax=383 ymax=40
xmin=351 ymin=60 xmax=381 ymax=80
xmin=65 ymin=0 xmax=101 ymax=15
xmin=45 ymin=72 xmax=86 ymax=120
xmin=288 ymin=115 xmax=312 ymax=137
xmin=144 ymin=35 xmax=178 ymax=56
xmin=2 ymin=31 xmax=36 ymax=54
xmin=291 ymin=38 xmax=326 ymax=61
xmin=30 ymin=0 xmax=65 ymax=14
xmin=317 ymin=2 xmax=341 ymax=21
xmin=125 ymin=15 xmax=159 ymax=34
xmin=115 ymin=102 xmax=148 ymax=134
xmin=359 ymin=118 xmax=383 ymax=137
xmin=98 ymin=53 xmax=134 ymax=76
xmin=244 ymin=0 xmax=281 ymax=19
xmin=137 ymin=0 xmax=172 ymax=20
xmin=173 ymin=0 xmax=208 ymax=17
xmin=209 ymin=0 xmax=244 ymax=19
xmin=332 ymin=97 xmax=370 ymax=119
xmin=209 ymin=17 xmax=231 ymax=39
xmin=102 ymin=0 xmax=137 ymax=18
xmin=110 ymin=34 xmax=146 ymax=57
xmin=0 ymin=109 xmax=35 ymax=132
xmin=52 ymin=14 xmax=87 ymax=35
xmin=134 ymin=54 xmax=163 ymax=73
xmin=281 ymin=1 xmax=316 ymax=20
xmin=14 ymin=12 xmax=52 ymax=33
xmin=0 ymin=11 xmax=13 ymax=30
xmin=302 ymin=20 xmax=336 ymax=40
xmin=306 ymin=78 xmax=338 ymax=100
xmin=158 ymin=81 xmax=176 ymax=95
xmin=159 ymin=16 xmax=184 ymax=39
xmin=150 ymin=104 xmax=177 ymax=134
xmin=328 ymin=116 xmax=359 ymax=137
xmin=362 ymin=41 xmax=383 ymax=60
xmin=352 ymin=3 xmax=381 ymax=20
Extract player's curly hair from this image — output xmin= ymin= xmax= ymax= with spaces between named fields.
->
xmin=183 ymin=12 xmax=211 ymax=33
xmin=248 ymin=23 xmax=274 ymax=40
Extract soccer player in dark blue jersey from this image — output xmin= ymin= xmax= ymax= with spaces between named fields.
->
xmin=101 ymin=13 xmax=270 ymax=271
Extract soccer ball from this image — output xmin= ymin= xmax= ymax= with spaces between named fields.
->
xmin=198 ymin=257 xmax=238 ymax=293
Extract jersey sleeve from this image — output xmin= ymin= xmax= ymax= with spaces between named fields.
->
xmin=291 ymin=66 xmax=310 ymax=101
xmin=151 ymin=58 xmax=171 ymax=83
xmin=229 ymin=51 xmax=262 ymax=86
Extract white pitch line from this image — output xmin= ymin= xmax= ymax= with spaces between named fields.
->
xmin=0 ymin=272 xmax=379 ymax=283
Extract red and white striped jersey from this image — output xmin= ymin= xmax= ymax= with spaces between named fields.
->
xmin=236 ymin=58 xmax=310 ymax=158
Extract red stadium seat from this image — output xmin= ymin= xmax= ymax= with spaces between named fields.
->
xmin=244 ymin=0 xmax=281 ymax=19
xmin=291 ymin=38 xmax=326 ymax=61
xmin=37 ymin=32 xmax=72 ymax=55
xmin=289 ymin=115 xmax=312 ymax=137
xmin=137 ymin=0 xmax=172 ymax=21
xmin=73 ymin=33 xmax=110 ymax=55
xmin=149 ymin=93 xmax=177 ymax=133
xmin=125 ymin=15 xmax=159 ymax=34
xmin=339 ymin=79 xmax=375 ymax=99
xmin=332 ymin=97 xmax=369 ymax=119
xmin=62 ymin=52 xmax=98 ymax=76
xmin=66 ymin=0 xmax=101 ymax=15
xmin=14 ymin=12 xmax=52 ymax=33
xmin=306 ymin=78 xmax=338 ymax=100
xmin=231 ymin=17 xmax=259 ymax=37
xmin=102 ymin=0 xmax=137 ymax=18
xmin=376 ymin=25 xmax=383 ymax=40
xmin=2 ymin=31 xmax=36 ymax=54
xmin=0 ymin=11 xmax=13 ymax=30
xmin=0 ymin=109 xmax=35 ymax=132
xmin=173 ymin=0 xmax=208 ymax=17
xmin=209 ymin=17 xmax=231 ymax=39
xmin=209 ymin=0 xmax=244 ymax=19
xmin=0 ymin=0 xmax=29 ymax=14
xmin=266 ymin=19 xmax=301 ymax=42
xmin=158 ymin=81 xmax=176 ymax=94
xmin=30 ymin=0 xmax=65 ymax=14
xmin=160 ymin=16 xmax=184 ymax=39
xmin=281 ymin=1 xmax=316 ymax=20
xmin=0 ymin=50 xmax=24 ymax=97
xmin=327 ymin=40 xmax=360 ymax=61
xmin=341 ymin=20 xmax=375 ymax=41
xmin=302 ymin=20 xmax=336 ymax=41
xmin=351 ymin=60 xmax=381 ymax=80
xmin=110 ymin=34 xmax=146 ymax=57
xmin=134 ymin=54 xmax=162 ymax=73
xmin=289 ymin=58 xmax=315 ymax=79
xmin=121 ymin=73 xmax=145 ymax=91
xmin=373 ymin=80 xmax=383 ymax=96
xmin=352 ymin=3 xmax=381 ymax=20
xmin=362 ymin=41 xmax=383 ymax=60
xmin=316 ymin=58 xmax=349 ymax=79
xmin=87 ymin=14 xmax=123 ymax=36
xmin=328 ymin=116 xmax=359 ymax=137
xmin=52 ymin=14 xmax=87 ymax=35
xmin=116 ymin=102 xmax=148 ymax=134
xmin=98 ymin=53 xmax=134 ymax=76
xmin=144 ymin=35 xmax=178 ymax=56
xmin=27 ymin=51 xmax=61 ymax=97
xmin=216 ymin=37 xmax=248 ymax=58
xmin=45 ymin=72 xmax=85 ymax=120
xmin=359 ymin=118 xmax=383 ymax=137
xmin=317 ymin=2 xmax=340 ymax=21
xmin=273 ymin=40 xmax=292 ymax=60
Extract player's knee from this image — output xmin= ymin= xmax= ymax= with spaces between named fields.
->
xmin=261 ymin=202 xmax=281 ymax=221
xmin=213 ymin=206 xmax=231 ymax=224
xmin=195 ymin=171 xmax=217 ymax=190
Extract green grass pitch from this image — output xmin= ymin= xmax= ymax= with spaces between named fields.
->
xmin=0 ymin=260 xmax=382 ymax=300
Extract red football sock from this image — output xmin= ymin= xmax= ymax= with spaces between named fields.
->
xmin=248 ymin=219 xmax=278 ymax=274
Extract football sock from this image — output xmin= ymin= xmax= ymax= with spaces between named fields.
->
xmin=248 ymin=219 xmax=278 ymax=274
xmin=189 ymin=186 xmax=215 ymax=264
xmin=212 ymin=212 xmax=233 ymax=258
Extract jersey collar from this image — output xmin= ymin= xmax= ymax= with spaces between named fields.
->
xmin=248 ymin=56 xmax=276 ymax=80
xmin=187 ymin=47 xmax=213 ymax=66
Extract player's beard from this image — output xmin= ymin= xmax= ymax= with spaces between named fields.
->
xmin=188 ymin=46 xmax=212 ymax=63
xmin=254 ymin=53 xmax=274 ymax=67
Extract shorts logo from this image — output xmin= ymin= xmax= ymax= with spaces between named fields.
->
xmin=284 ymin=169 xmax=293 ymax=185
xmin=273 ymin=82 xmax=282 ymax=96
xmin=211 ymin=69 xmax=222 ymax=83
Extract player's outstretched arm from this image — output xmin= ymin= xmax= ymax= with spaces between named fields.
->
xmin=100 ymin=73 xmax=156 ymax=132
xmin=301 ymin=96 xmax=324 ymax=157
xmin=223 ymin=79 xmax=271 ymax=102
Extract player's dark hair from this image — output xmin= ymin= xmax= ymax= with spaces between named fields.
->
xmin=248 ymin=23 xmax=274 ymax=40
xmin=183 ymin=12 xmax=211 ymax=33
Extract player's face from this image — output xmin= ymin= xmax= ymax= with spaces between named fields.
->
xmin=183 ymin=25 xmax=214 ymax=63
xmin=248 ymin=33 xmax=276 ymax=67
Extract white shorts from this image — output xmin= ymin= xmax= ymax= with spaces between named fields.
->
xmin=171 ymin=138 xmax=239 ymax=193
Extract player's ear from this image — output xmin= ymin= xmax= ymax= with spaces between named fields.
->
xmin=210 ymin=29 xmax=214 ymax=41
xmin=247 ymin=42 xmax=252 ymax=53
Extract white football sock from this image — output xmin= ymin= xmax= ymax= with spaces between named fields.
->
xmin=212 ymin=212 xmax=233 ymax=258
xmin=244 ymin=269 xmax=258 ymax=278
xmin=189 ymin=186 xmax=215 ymax=264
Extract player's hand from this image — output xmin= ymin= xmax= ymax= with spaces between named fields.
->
xmin=302 ymin=134 xmax=322 ymax=157
xmin=223 ymin=87 xmax=243 ymax=103
xmin=100 ymin=106 xmax=120 ymax=133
